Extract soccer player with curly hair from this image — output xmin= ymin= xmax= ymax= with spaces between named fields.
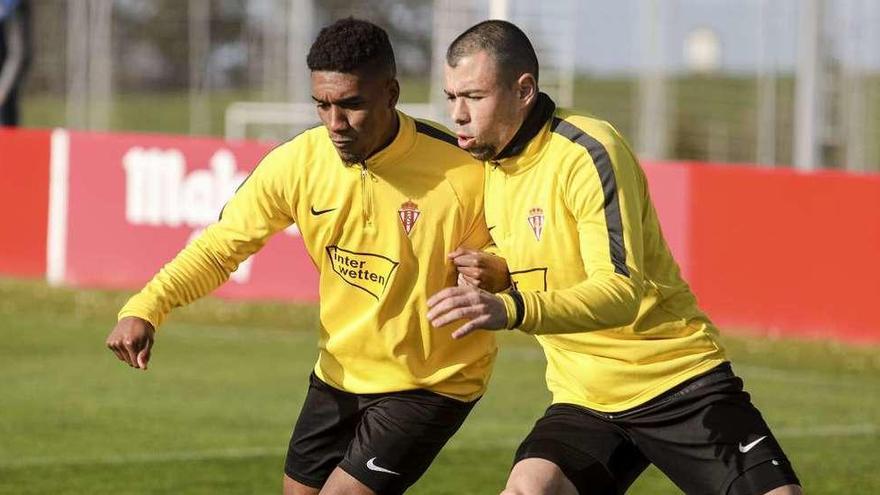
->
xmin=106 ymin=18 xmax=497 ymax=495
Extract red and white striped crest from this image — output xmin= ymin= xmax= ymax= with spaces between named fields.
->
xmin=527 ymin=207 xmax=544 ymax=241
xmin=398 ymin=200 xmax=420 ymax=236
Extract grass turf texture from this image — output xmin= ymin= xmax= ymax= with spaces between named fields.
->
xmin=1 ymin=277 xmax=878 ymax=494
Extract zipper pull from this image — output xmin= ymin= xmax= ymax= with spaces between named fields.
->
xmin=359 ymin=162 xmax=373 ymax=225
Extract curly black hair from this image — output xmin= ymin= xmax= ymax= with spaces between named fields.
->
xmin=307 ymin=17 xmax=396 ymax=77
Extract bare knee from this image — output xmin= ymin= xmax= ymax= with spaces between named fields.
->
xmin=283 ymin=473 xmax=320 ymax=495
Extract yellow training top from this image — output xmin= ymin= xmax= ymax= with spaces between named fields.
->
xmin=119 ymin=111 xmax=496 ymax=401
xmin=491 ymin=94 xmax=726 ymax=412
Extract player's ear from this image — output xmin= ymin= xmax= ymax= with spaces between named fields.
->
xmin=387 ymin=78 xmax=400 ymax=109
xmin=516 ymin=73 xmax=537 ymax=106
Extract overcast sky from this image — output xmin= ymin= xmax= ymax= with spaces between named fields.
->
xmin=507 ymin=0 xmax=880 ymax=75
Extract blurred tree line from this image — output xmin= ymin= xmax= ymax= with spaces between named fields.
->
xmin=25 ymin=0 xmax=432 ymax=95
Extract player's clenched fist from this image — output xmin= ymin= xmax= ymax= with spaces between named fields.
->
xmin=448 ymin=248 xmax=511 ymax=293
xmin=105 ymin=316 xmax=155 ymax=370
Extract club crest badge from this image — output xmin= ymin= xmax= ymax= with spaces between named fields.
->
xmin=398 ymin=200 xmax=420 ymax=236
xmin=527 ymin=207 xmax=544 ymax=241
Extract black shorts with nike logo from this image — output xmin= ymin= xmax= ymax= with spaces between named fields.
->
xmin=285 ymin=372 xmax=477 ymax=494
xmin=513 ymin=363 xmax=800 ymax=494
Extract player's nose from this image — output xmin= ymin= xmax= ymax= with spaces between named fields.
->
xmin=451 ymin=99 xmax=469 ymax=125
xmin=327 ymin=106 xmax=350 ymax=132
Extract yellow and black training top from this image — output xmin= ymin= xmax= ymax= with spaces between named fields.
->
xmin=119 ymin=111 xmax=496 ymax=402
xmin=492 ymin=93 xmax=727 ymax=412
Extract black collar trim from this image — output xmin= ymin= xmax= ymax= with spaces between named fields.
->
xmin=493 ymin=92 xmax=556 ymax=160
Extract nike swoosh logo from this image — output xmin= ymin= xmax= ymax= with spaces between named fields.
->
xmin=738 ymin=435 xmax=768 ymax=453
xmin=366 ymin=457 xmax=400 ymax=475
xmin=310 ymin=206 xmax=337 ymax=216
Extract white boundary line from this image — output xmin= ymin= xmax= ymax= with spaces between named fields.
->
xmin=46 ymin=129 xmax=70 ymax=286
xmin=1 ymin=423 xmax=875 ymax=469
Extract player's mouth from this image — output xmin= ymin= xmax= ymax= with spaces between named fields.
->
xmin=457 ymin=135 xmax=475 ymax=149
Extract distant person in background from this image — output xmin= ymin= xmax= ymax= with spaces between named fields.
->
xmin=428 ymin=20 xmax=803 ymax=495
xmin=105 ymin=18 xmax=496 ymax=495
xmin=0 ymin=0 xmax=30 ymax=126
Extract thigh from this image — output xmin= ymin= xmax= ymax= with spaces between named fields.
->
xmin=283 ymin=473 xmax=320 ymax=495
xmin=339 ymin=390 xmax=478 ymax=495
xmin=319 ymin=467 xmax=377 ymax=495
xmin=629 ymin=367 xmax=799 ymax=494
xmin=513 ymin=404 xmax=649 ymax=495
xmin=506 ymin=457 xmax=579 ymax=495
xmin=284 ymin=373 xmax=362 ymax=489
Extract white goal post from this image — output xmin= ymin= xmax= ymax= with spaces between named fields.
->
xmin=224 ymin=102 xmax=441 ymax=141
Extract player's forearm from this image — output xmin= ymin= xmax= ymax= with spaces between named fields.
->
xmin=512 ymin=273 xmax=642 ymax=335
xmin=117 ymin=227 xmax=256 ymax=328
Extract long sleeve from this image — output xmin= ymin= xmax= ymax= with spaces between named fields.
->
xmin=118 ymin=142 xmax=298 ymax=329
xmin=448 ymin=164 xmax=492 ymax=253
xmin=515 ymin=127 xmax=645 ymax=334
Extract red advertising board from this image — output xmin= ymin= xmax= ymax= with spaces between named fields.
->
xmin=685 ymin=163 xmax=880 ymax=343
xmin=4 ymin=127 xmax=877 ymax=343
xmin=0 ymin=128 xmax=51 ymax=277
xmin=642 ymin=161 xmax=692 ymax=279
xmin=57 ymin=130 xmax=319 ymax=301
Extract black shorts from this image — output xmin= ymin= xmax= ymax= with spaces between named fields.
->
xmin=514 ymin=363 xmax=800 ymax=495
xmin=285 ymin=373 xmax=478 ymax=494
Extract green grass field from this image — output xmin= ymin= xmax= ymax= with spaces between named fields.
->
xmin=1 ymin=277 xmax=878 ymax=494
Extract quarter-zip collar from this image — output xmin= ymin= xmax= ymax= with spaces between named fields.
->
xmin=361 ymin=110 xmax=416 ymax=172
xmin=490 ymin=92 xmax=556 ymax=175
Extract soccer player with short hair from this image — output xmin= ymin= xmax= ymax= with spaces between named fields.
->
xmin=427 ymin=20 xmax=803 ymax=495
xmin=106 ymin=18 xmax=497 ymax=495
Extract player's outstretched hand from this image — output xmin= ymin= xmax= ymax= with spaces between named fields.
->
xmin=448 ymin=248 xmax=510 ymax=293
xmin=427 ymin=286 xmax=508 ymax=339
xmin=106 ymin=316 xmax=155 ymax=370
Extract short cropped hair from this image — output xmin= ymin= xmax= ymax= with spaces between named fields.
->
xmin=307 ymin=17 xmax=396 ymax=77
xmin=446 ymin=20 xmax=539 ymax=84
